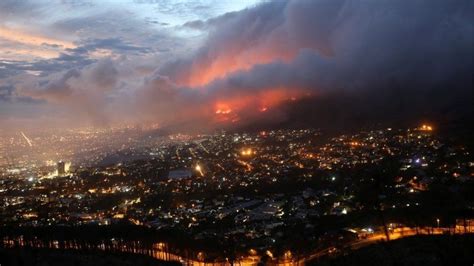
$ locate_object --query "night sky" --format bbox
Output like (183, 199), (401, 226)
(0, 0), (472, 132)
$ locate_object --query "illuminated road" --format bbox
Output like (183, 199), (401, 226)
(285, 227), (458, 266)
(1, 227), (467, 266)
(20, 131), (33, 147)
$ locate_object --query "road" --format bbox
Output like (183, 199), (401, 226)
(281, 227), (454, 266)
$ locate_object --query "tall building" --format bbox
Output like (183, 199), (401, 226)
(57, 161), (66, 176)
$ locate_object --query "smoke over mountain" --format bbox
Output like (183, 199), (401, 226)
(2, 0), (473, 132)
(139, 0), (473, 131)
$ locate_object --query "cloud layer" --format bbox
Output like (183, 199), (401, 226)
(1, 0), (473, 132)
(140, 0), (473, 130)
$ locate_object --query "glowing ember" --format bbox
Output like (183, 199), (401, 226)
(215, 109), (232, 115)
(420, 124), (433, 131)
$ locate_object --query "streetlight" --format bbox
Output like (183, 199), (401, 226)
(436, 218), (440, 228)
(195, 164), (204, 176)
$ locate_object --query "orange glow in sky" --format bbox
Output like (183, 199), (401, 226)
(0, 26), (76, 60)
(177, 46), (297, 87)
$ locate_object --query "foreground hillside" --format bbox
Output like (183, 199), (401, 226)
(310, 234), (474, 266)
(0, 248), (180, 266)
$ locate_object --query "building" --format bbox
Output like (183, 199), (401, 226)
(168, 169), (192, 180)
(455, 219), (474, 233)
(57, 161), (66, 176)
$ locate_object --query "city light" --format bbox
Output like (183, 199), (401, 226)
(0, 124), (471, 265)
(266, 250), (274, 258)
(241, 148), (254, 156)
(195, 164), (204, 176)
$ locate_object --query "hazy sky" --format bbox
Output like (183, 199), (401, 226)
(0, 0), (263, 127)
(1, 0), (472, 131)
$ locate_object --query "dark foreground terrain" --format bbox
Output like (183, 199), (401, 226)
(0, 248), (180, 266)
(310, 234), (474, 266)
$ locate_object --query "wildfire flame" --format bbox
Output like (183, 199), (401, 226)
(215, 109), (232, 114)
(420, 124), (433, 131)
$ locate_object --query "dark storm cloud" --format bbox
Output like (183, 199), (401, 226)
(50, 10), (178, 57)
(167, 0), (473, 88)
(182, 11), (240, 30)
(0, 61), (26, 78)
(1, 37), (151, 81)
(75, 38), (152, 54)
(0, 53), (95, 78)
